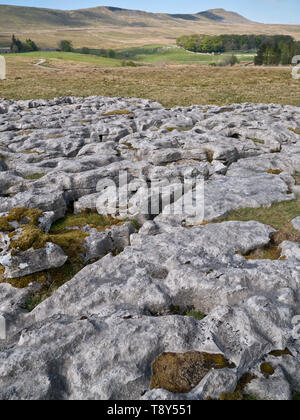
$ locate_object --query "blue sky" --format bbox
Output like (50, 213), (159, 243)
(1, 0), (300, 24)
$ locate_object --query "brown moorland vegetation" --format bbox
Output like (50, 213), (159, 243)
(1, 56), (300, 108)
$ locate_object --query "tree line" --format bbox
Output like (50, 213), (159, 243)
(59, 40), (117, 58)
(176, 34), (297, 54)
(255, 37), (300, 65)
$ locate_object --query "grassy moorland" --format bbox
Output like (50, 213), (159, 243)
(1, 53), (299, 108)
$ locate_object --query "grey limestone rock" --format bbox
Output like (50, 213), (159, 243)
(1, 96), (300, 400)
(0, 243), (68, 279)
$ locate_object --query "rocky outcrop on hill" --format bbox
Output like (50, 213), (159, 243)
(0, 96), (300, 400)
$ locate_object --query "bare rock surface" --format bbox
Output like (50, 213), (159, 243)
(0, 96), (300, 400)
(292, 217), (300, 231)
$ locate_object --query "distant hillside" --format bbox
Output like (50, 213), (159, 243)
(0, 4), (299, 48)
(0, 5), (255, 30)
(197, 9), (252, 24)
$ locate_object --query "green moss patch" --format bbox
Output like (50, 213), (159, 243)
(185, 311), (207, 321)
(168, 305), (206, 320)
(205, 148), (214, 163)
(288, 128), (300, 135)
(120, 142), (137, 152)
(293, 391), (300, 401)
(9, 225), (48, 255)
(164, 126), (190, 132)
(237, 245), (285, 261)
(267, 169), (282, 175)
(252, 138), (265, 145)
(0, 208), (129, 310)
(269, 348), (293, 357)
(219, 197), (300, 232)
(0, 207), (43, 233)
(217, 372), (258, 401)
(23, 173), (45, 180)
(260, 362), (275, 377)
(102, 110), (133, 116)
(50, 211), (123, 234)
(0, 219), (14, 232)
(150, 351), (235, 394)
(22, 262), (82, 311)
(49, 230), (89, 260)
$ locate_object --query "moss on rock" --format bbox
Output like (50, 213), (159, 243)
(260, 362), (275, 377)
(50, 211), (123, 233)
(288, 128), (300, 135)
(102, 109), (133, 116)
(164, 126), (190, 132)
(0, 218), (14, 233)
(9, 225), (48, 255)
(150, 351), (235, 394)
(269, 348), (292, 357)
(218, 372), (258, 400)
(0, 207), (43, 233)
(0, 208), (127, 310)
(49, 230), (89, 261)
(267, 169), (282, 175)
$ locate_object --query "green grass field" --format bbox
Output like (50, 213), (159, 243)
(116, 46), (255, 64)
(7, 51), (122, 67)
(6, 47), (255, 67)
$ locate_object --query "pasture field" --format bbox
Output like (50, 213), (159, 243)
(7, 47), (255, 66)
(115, 46), (255, 64)
(6, 51), (122, 67)
(0, 53), (299, 108)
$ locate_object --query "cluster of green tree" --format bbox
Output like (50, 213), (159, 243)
(176, 34), (295, 54)
(10, 35), (39, 53)
(255, 38), (300, 65)
(78, 48), (117, 59)
(60, 41), (118, 59)
(58, 40), (73, 52)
